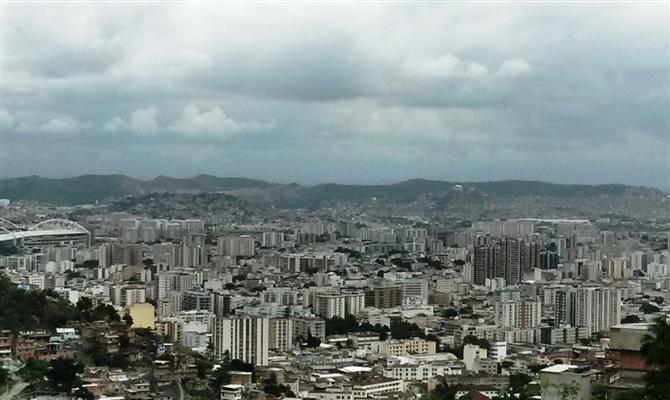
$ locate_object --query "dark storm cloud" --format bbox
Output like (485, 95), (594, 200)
(0, 3), (668, 188)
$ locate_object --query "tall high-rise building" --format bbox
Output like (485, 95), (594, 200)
(262, 232), (285, 248)
(182, 290), (213, 312)
(213, 317), (269, 365)
(181, 219), (205, 235)
(365, 285), (403, 309)
(217, 235), (255, 258)
(315, 292), (365, 318)
(474, 245), (495, 285)
(540, 251), (559, 269)
(556, 286), (621, 334)
(292, 317), (326, 341)
(399, 277), (428, 305)
(474, 239), (538, 285)
(630, 251), (648, 271)
(98, 243), (111, 269)
(125, 286), (147, 307)
(268, 318), (293, 351)
(213, 292), (232, 318)
(495, 299), (542, 328)
(156, 271), (198, 300)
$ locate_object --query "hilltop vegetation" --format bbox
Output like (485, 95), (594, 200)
(0, 175), (664, 208)
(0, 275), (121, 333)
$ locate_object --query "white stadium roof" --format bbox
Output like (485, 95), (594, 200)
(0, 229), (90, 242)
(0, 218), (90, 242)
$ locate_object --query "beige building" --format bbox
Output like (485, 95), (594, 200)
(351, 377), (403, 399)
(129, 303), (155, 330)
(378, 338), (436, 357)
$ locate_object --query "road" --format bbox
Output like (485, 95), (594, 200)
(0, 381), (29, 400)
(177, 377), (189, 400)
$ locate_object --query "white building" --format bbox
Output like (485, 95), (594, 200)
(213, 317), (270, 365)
(218, 235), (255, 258)
(268, 318), (293, 352)
(495, 299), (542, 328)
(462, 344), (487, 371)
(557, 286), (621, 334)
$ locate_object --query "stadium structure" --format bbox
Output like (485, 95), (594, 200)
(0, 218), (91, 250)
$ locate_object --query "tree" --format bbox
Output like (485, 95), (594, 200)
(527, 363), (549, 373)
(123, 313), (134, 326)
(73, 387), (95, 400)
(304, 330), (321, 348)
(261, 372), (295, 397)
(18, 358), (49, 382)
(640, 317), (670, 400)
(453, 259), (466, 267)
(77, 296), (93, 312)
(621, 315), (642, 324)
(539, 381), (578, 400)
(458, 305), (473, 315)
(640, 303), (660, 314)
(82, 304), (121, 323)
(210, 365), (231, 394)
(0, 242), (19, 256)
(83, 337), (111, 366)
(501, 361), (514, 369)
(427, 376), (457, 400)
(65, 270), (84, 280)
(441, 308), (459, 319)
(0, 367), (8, 385)
(463, 335), (490, 350)
(390, 320), (425, 340)
(509, 373), (532, 393)
(0, 275), (79, 332)
(46, 357), (84, 393)
(80, 260), (99, 269)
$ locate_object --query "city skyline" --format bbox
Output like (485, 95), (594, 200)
(1, 3), (668, 188)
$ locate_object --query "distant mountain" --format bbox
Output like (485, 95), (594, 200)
(0, 174), (276, 205)
(0, 174), (665, 207)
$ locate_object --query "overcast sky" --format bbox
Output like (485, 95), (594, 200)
(1, 3), (668, 188)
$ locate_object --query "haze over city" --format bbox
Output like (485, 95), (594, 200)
(1, 3), (668, 188)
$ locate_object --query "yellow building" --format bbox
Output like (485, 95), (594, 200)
(129, 303), (155, 330)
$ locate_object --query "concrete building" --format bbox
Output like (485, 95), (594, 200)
(463, 344), (487, 371)
(351, 377), (403, 399)
(315, 292), (365, 319)
(378, 338), (436, 357)
(293, 316), (326, 341)
(268, 318), (293, 352)
(218, 235), (255, 258)
(129, 303), (155, 330)
(495, 299), (542, 329)
(540, 364), (597, 400)
(365, 285), (403, 309)
(182, 290), (213, 312)
(556, 286), (621, 334)
(213, 317), (269, 365)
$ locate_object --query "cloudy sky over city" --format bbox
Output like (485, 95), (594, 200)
(1, 3), (668, 188)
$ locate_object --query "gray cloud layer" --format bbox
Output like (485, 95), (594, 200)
(1, 3), (668, 188)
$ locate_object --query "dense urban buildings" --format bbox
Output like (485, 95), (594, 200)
(0, 191), (668, 400)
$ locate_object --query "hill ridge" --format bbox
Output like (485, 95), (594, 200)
(0, 174), (664, 206)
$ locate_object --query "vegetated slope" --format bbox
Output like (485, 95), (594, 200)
(0, 175), (663, 208)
